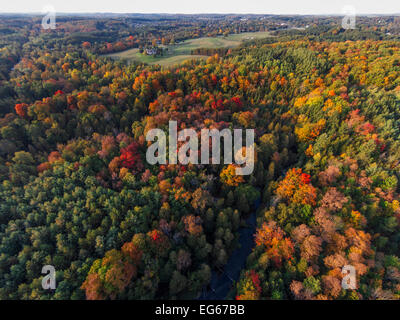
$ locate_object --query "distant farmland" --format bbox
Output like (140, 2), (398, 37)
(102, 31), (271, 67)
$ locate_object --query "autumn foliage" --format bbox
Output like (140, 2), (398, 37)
(254, 221), (294, 267)
(3, 18), (400, 301)
(119, 142), (143, 172)
(81, 240), (142, 300)
(236, 270), (262, 300)
(15, 103), (28, 118)
(276, 168), (317, 206)
(220, 164), (244, 187)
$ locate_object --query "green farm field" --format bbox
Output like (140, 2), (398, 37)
(103, 31), (271, 67)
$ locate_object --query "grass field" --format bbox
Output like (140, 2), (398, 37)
(103, 31), (271, 67)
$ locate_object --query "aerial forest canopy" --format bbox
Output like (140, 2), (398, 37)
(0, 14), (400, 300)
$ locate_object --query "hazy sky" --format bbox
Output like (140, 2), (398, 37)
(1, 0), (400, 15)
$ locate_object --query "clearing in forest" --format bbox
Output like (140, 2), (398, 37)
(103, 31), (271, 67)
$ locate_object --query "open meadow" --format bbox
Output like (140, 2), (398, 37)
(103, 31), (271, 67)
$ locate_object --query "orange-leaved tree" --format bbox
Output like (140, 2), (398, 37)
(254, 221), (294, 267)
(276, 168), (317, 206)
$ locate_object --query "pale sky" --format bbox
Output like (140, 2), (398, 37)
(1, 0), (400, 15)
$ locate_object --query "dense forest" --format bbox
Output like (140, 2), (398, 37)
(1, 14), (400, 300)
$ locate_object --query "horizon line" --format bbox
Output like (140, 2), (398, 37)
(1, 12), (400, 16)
